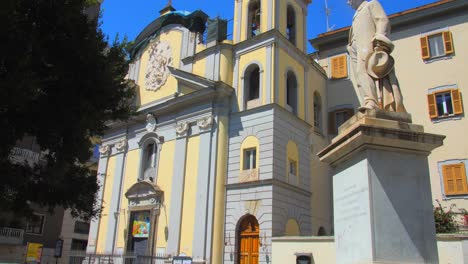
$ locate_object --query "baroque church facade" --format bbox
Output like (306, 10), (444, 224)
(86, 0), (333, 263)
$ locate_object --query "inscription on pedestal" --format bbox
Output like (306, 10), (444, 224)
(333, 159), (373, 263)
(335, 184), (368, 224)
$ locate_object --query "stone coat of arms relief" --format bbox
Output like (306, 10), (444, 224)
(144, 40), (173, 91)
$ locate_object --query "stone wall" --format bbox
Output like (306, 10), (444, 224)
(272, 235), (468, 264)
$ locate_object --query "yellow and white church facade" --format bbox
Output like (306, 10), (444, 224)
(86, 1), (332, 263)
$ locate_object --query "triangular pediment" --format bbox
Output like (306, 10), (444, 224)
(168, 66), (215, 91)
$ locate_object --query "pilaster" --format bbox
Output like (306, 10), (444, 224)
(105, 139), (128, 254)
(167, 121), (190, 256)
(86, 145), (111, 254)
(192, 116), (215, 263)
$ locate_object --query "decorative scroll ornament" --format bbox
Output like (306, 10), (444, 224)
(146, 113), (157, 132)
(197, 116), (214, 131)
(115, 139), (128, 152)
(144, 41), (173, 91)
(175, 122), (189, 136)
(99, 145), (110, 156)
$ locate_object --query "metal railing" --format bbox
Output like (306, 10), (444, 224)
(0, 227), (24, 245)
(69, 252), (169, 264)
(9, 147), (41, 165)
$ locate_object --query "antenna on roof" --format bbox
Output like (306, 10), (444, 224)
(325, 0), (335, 32)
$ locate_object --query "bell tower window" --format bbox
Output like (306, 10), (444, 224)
(248, 0), (261, 38)
(286, 71), (298, 114)
(244, 64), (261, 109)
(286, 6), (296, 45)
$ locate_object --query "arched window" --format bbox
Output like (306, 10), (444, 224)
(248, 0), (261, 38)
(244, 64), (261, 109)
(313, 92), (322, 130)
(286, 6), (296, 45)
(139, 137), (160, 182)
(286, 71), (298, 114)
(239, 136), (260, 182)
(296, 255), (312, 264)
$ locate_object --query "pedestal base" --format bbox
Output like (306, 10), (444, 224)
(318, 110), (444, 264)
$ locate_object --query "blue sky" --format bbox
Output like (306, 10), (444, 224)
(100, 0), (439, 52)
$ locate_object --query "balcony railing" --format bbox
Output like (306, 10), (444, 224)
(9, 147), (41, 165)
(0, 227), (24, 245)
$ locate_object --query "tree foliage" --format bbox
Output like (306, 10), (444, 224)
(0, 0), (135, 219)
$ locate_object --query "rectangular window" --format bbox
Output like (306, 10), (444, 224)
(420, 31), (454, 60)
(331, 55), (348, 79)
(335, 110), (352, 130)
(443, 163), (468, 196)
(243, 148), (257, 170)
(74, 221), (90, 234)
(70, 239), (88, 251)
(25, 214), (45, 235)
(427, 89), (463, 119)
(328, 108), (354, 134)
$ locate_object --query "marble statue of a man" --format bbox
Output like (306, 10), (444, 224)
(347, 0), (406, 112)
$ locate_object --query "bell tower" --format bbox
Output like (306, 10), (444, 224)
(233, 0), (311, 52)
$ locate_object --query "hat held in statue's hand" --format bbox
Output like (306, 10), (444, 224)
(366, 51), (394, 79)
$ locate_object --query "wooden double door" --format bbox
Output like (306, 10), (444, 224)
(238, 215), (259, 264)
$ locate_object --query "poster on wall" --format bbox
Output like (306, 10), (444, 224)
(26, 242), (43, 263)
(132, 211), (150, 238)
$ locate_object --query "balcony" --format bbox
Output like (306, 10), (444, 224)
(0, 227), (24, 245)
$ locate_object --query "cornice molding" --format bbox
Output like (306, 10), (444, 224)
(226, 178), (312, 197)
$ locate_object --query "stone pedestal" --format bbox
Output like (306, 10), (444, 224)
(318, 110), (445, 264)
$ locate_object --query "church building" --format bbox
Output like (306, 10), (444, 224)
(86, 0), (332, 263)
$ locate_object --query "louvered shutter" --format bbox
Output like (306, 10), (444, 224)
(337, 55), (348, 79)
(427, 93), (438, 119)
(420, 36), (430, 60)
(331, 55), (347, 79)
(331, 57), (339, 79)
(443, 165), (455, 195)
(443, 31), (454, 55)
(453, 163), (468, 195)
(443, 163), (468, 196)
(451, 89), (463, 115)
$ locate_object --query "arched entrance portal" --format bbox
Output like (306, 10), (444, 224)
(237, 215), (259, 264)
